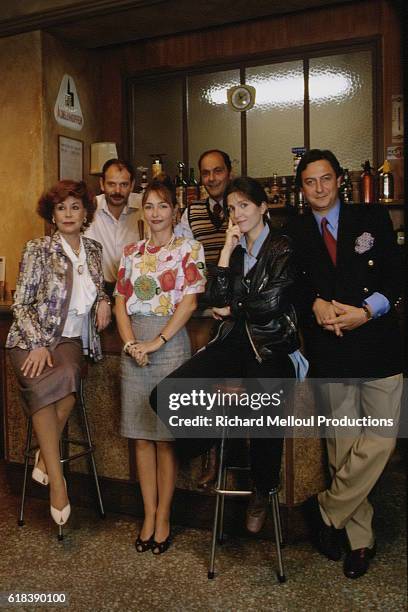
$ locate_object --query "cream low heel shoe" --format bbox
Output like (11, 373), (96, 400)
(32, 449), (49, 486)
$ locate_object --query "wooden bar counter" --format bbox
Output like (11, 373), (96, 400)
(1, 302), (327, 539)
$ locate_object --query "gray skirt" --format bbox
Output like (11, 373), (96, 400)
(120, 314), (191, 441)
(9, 337), (82, 417)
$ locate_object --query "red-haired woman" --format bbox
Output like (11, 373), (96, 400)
(7, 180), (111, 530)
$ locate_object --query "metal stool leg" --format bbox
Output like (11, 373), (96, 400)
(269, 488), (286, 583)
(18, 418), (33, 527)
(208, 436), (226, 579)
(78, 379), (105, 518)
(217, 464), (228, 544)
(273, 490), (284, 547)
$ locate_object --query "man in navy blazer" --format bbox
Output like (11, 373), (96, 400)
(288, 149), (403, 579)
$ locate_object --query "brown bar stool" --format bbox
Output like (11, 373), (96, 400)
(208, 432), (286, 583)
(18, 368), (105, 540)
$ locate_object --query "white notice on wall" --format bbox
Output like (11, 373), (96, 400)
(392, 95), (403, 143)
(59, 136), (83, 181)
(54, 74), (84, 131)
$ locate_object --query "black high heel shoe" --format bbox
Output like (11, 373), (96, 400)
(152, 532), (171, 555)
(135, 533), (154, 553)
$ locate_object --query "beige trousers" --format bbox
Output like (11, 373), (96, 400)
(317, 374), (402, 550)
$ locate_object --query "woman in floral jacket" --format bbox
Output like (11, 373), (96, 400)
(115, 178), (206, 554)
(7, 180), (111, 531)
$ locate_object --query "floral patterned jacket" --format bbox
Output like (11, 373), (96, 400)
(6, 232), (107, 360)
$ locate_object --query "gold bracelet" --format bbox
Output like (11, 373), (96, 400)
(123, 340), (137, 354)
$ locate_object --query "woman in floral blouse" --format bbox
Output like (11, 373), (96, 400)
(115, 178), (206, 554)
(7, 180), (111, 533)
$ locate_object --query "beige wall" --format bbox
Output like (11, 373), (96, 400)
(0, 31), (44, 290)
(41, 32), (102, 195)
(0, 31), (102, 290)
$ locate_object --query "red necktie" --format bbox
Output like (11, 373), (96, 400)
(321, 217), (337, 265)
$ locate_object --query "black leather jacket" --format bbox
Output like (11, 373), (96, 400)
(208, 228), (299, 362)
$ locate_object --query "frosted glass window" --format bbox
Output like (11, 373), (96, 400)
(246, 61), (304, 177)
(188, 69), (241, 176)
(131, 76), (183, 177)
(309, 51), (373, 170)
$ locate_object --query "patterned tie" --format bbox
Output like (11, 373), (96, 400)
(212, 202), (223, 224)
(321, 217), (337, 265)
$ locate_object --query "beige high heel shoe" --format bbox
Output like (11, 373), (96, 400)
(50, 479), (71, 528)
(32, 449), (49, 486)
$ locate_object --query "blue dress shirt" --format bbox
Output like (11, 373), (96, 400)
(312, 201), (390, 318)
(238, 225), (309, 380)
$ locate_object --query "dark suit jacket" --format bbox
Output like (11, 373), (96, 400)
(287, 204), (403, 378)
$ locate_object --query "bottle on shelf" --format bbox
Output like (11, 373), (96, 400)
(378, 159), (394, 203)
(341, 168), (353, 204)
(175, 161), (187, 213)
(269, 173), (280, 205)
(396, 225), (405, 247)
(296, 188), (305, 213)
(137, 166), (148, 193)
(280, 176), (290, 207)
(288, 177), (297, 208)
(150, 154), (166, 178)
(186, 167), (199, 205)
(360, 160), (375, 204)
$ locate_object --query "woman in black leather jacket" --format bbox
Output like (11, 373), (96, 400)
(151, 177), (306, 533)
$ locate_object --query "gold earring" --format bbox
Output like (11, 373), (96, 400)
(52, 217), (56, 224)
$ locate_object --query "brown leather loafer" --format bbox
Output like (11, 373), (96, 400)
(246, 490), (268, 534)
(343, 543), (376, 579)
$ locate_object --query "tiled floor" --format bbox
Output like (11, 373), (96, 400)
(0, 455), (406, 612)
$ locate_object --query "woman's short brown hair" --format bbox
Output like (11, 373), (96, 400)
(37, 180), (96, 229)
(142, 176), (177, 208)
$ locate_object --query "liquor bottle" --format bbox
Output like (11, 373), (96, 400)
(175, 161), (187, 212)
(150, 154), (165, 178)
(341, 168), (353, 204)
(199, 183), (207, 201)
(269, 173), (280, 205)
(396, 225), (405, 247)
(297, 188), (305, 212)
(360, 160), (375, 204)
(288, 177), (297, 208)
(378, 160), (394, 203)
(280, 176), (290, 207)
(186, 167), (199, 205)
(137, 166), (148, 193)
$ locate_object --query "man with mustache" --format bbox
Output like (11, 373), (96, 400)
(85, 158), (142, 296)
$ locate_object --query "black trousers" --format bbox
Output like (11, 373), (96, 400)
(151, 322), (295, 493)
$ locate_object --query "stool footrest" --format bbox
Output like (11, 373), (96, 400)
(214, 489), (252, 496)
(62, 437), (93, 448)
(60, 449), (93, 463)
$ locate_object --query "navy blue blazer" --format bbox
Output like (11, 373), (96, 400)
(287, 204), (403, 378)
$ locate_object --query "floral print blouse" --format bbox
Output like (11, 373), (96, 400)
(115, 236), (206, 316)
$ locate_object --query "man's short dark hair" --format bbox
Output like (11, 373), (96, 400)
(198, 149), (232, 173)
(101, 158), (135, 182)
(295, 149), (343, 188)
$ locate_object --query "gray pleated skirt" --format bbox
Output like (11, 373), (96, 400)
(9, 337), (82, 417)
(120, 314), (191, 441)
